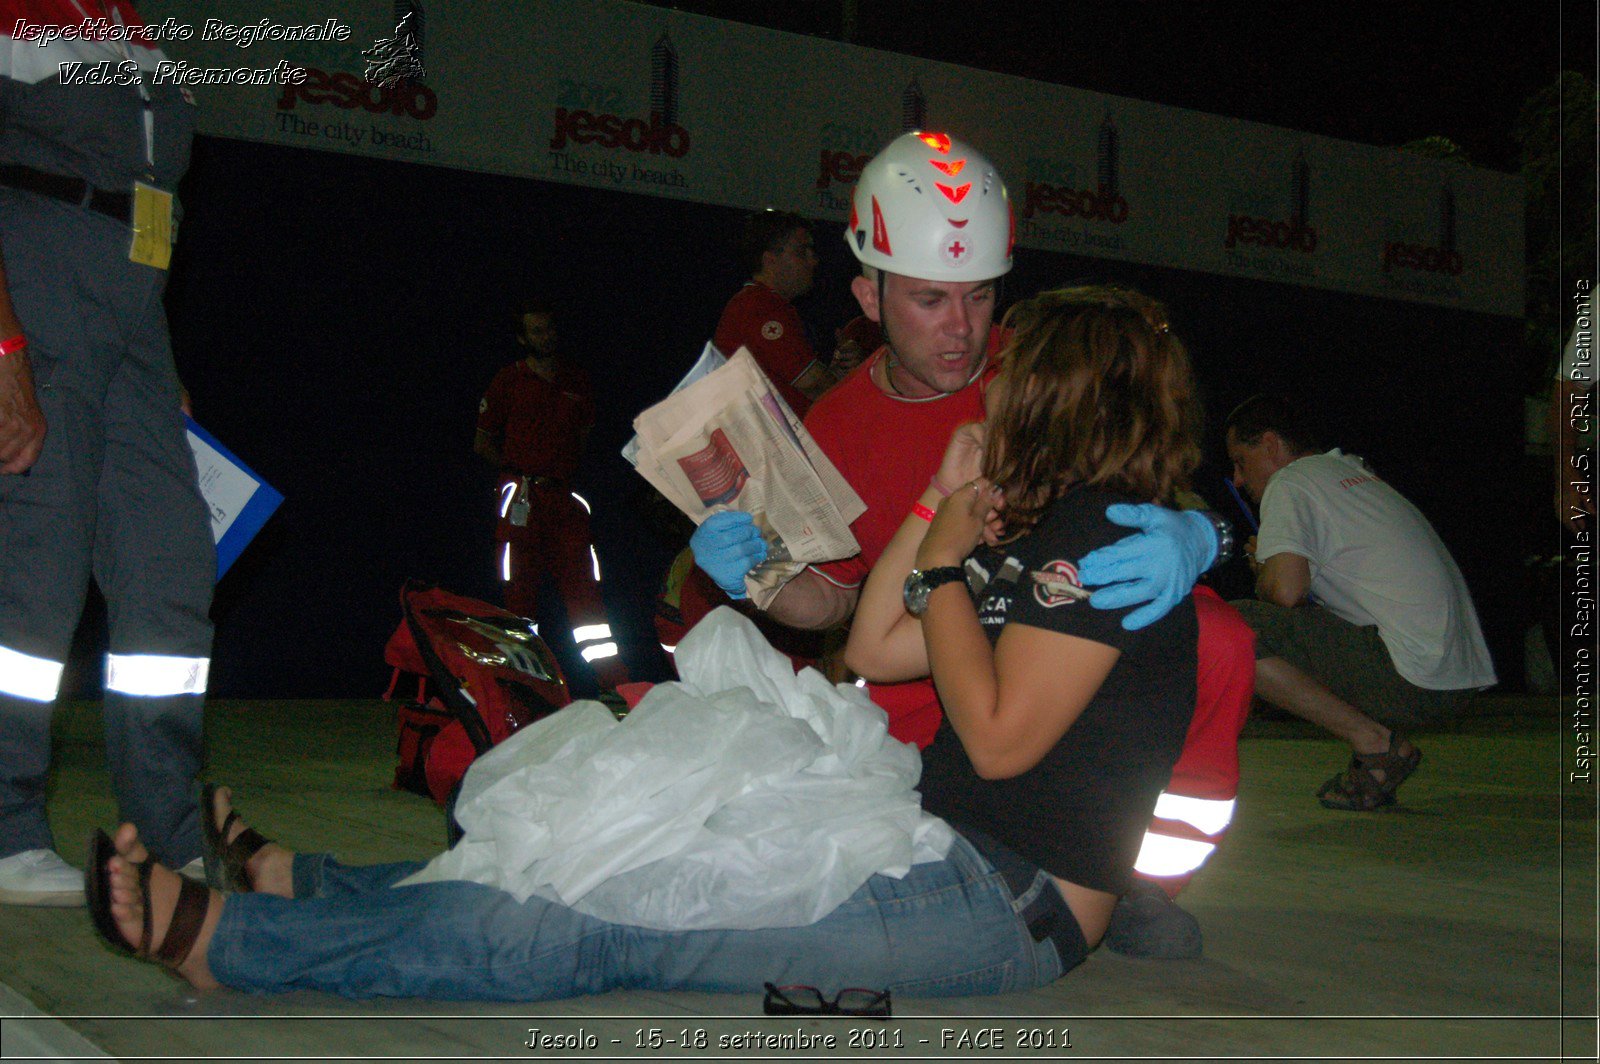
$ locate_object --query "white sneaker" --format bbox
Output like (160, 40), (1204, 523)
(0, 849), (86, 907)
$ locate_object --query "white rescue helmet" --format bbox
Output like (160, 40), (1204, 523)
(845, 131), (1014, 282)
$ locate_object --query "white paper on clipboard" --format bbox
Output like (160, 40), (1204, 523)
(187, 428), (258, 540)
(183, 416), (284, 579)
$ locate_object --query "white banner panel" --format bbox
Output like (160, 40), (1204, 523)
(135, 0), (1524, 316)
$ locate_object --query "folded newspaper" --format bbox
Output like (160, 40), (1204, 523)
(620, 341), (726, 468)
(631, 347), (864, 607)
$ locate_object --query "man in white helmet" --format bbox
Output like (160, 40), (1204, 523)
(691, 132), (1253, 957)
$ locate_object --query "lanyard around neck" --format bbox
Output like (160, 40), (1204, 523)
(68, 0), (155, 172)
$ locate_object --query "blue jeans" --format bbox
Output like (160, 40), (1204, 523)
(206, 834), (1071, 1001)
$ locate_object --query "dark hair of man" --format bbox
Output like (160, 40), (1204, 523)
(513, 295), (558, 324)
(739, 209), (810, 279)
(1224, 394), (1320, 455)
(982, 285), (1202, 537)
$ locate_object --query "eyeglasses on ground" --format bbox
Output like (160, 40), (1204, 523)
(762, 982), (892, 1018)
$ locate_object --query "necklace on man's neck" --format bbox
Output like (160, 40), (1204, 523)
(879, 351), (989, 403)
(883, 354), (911, 397)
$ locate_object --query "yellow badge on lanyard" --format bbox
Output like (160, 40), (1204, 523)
(129, 182), (174, 270)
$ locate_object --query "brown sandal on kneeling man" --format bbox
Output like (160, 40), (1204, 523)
(1316, 733), (1422, 811)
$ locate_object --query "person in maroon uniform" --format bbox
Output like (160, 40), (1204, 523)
(713, 210), (835, 416)
(655, 211), (845, 670)
(475, 298), (627, 690)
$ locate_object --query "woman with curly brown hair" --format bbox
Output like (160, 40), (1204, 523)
(84, 284), (1202, 1004)
(846, 284), (1203, 951)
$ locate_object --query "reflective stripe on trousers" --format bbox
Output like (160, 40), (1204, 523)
(105, 654), (210, 697)
(0, 645), (65, 702)
(572, 623), (618, 663)
(1132, 792), (1237, 879)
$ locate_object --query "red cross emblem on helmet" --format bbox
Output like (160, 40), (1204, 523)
(939, 234), (971, 267)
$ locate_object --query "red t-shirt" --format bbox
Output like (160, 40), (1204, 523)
(477, 359), (594, 481)
(802, 333), (1004, 748)
(714, 281), (819, 416)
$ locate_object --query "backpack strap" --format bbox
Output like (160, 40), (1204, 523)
(400, 580), (495, 755)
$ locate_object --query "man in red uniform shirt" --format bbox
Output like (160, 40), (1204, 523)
(714, 210), (836, 417)
(476, 298), (627, 690)
(691, 133), (1254, 958)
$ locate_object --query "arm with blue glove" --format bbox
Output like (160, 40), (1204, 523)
(1076, 504), (1232, 630)
(689, 510), (860, 627)
(688, 510), (768, 601)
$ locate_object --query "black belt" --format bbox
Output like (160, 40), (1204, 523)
(958, 826), (1089, 970)
(0, 164), (132, 224)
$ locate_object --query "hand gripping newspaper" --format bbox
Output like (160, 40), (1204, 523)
(629, 347), (864, 607)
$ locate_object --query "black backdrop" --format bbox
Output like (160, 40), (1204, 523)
(60, 136), (1533, 698)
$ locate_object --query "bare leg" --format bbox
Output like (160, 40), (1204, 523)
(207, 786), (295, 898)
(1254, 656), (1417, 780)
(106, 823), (222, 990)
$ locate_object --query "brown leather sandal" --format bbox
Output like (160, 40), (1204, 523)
(199, 782), (271, 893)
(1316, 733), (1423, 811)
(86, 829), (209, 967)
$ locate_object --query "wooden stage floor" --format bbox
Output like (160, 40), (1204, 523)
(0, 695), (1593, 1062)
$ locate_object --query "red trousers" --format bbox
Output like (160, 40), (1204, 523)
(497, 478), (628, 690)
(1134, 587), (1255, 895)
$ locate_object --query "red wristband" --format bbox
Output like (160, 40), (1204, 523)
(0, 334), (26, 358)
(911, 501), (937, 522)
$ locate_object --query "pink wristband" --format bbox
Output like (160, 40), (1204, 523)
(929, 477), (954, 497)
(911, 501), (937, 522)
(0, 334), (25, 358)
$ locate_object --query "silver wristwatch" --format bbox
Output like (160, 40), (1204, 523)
(903, 566), (966, 617)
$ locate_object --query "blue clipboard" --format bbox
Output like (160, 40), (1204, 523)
(184, 416), (284, 580)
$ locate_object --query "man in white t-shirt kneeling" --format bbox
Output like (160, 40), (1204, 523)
(1224, 395), (1497, 812)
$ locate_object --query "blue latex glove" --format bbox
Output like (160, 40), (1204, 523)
(1076, 504), (1218, 630)
(689, 510), (768, 600)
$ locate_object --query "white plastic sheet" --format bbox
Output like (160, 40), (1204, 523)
(399, 607), (953, 930)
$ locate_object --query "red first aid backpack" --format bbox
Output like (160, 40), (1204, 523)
(383, 581), (571, 805)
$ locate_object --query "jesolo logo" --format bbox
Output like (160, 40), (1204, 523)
(1381, 184), (1464, 276)
(276, 65), (437, 119)
(1020, 112), (1130, 225)
(1224, 147), (1318, 253)
(547, 30), (691, 158)
(815, 134), (877, 190)
(275, 4), (436, 120)
(816, 149), (868, 190)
